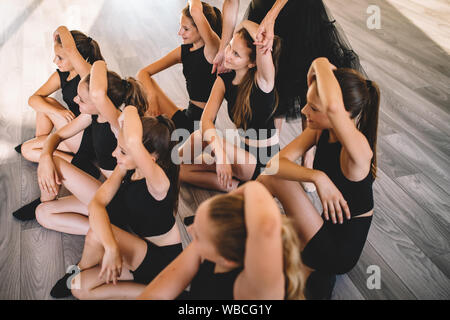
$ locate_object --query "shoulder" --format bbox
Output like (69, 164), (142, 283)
(218, 71), (235, 85)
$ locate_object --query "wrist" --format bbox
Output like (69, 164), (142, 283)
(312, 169), (326, 184)
(105, 242), (119, 253)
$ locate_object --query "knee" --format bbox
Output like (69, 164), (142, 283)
(21, 140), (35, 161)
(257, 174), (276, 191)
(71, 280), (92, 300)
(35, 203), (52, 228)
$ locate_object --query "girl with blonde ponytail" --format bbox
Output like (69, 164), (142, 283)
(139, 181), (309, 300)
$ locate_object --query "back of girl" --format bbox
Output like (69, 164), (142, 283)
(137, 0), (222, 134)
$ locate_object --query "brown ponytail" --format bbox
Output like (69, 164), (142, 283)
(182, 2), (223, 36)
(208, 194), (306, 300)
(56, 30), (104, 63)
(233, 28), (281, 130)
(141, 116), (180, 214)
(333, 69), (380, 179)
(84, 72), (148, 116)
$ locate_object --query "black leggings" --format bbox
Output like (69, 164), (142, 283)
(243, 142), (280, 181)
(171, 102), (203, 134)
(301, 215), (372, 275)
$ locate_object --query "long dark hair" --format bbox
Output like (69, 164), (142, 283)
(56, 30), (104, 63)
(84, 72), (148, 116)
(141, 116), (180, 214)
(232, 28), (281, 130)
(333, 68), (380, 179)
(182, 2), (222, 36)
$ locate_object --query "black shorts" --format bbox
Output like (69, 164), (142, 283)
(243, 142), (280, 181)
(131, 240), (183, 285)
(171, 102), (204, 134)
(301, 215), (372, 275)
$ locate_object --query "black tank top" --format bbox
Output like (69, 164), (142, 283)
(91, 115), (117, 170)
(106, 170), (176, 238)
(57, 69), (81, 116)
(181, 44), (216, 102)
(189, 260), (242, 300)
(219, 71), (276, 139)
(313, 130), (374, 217)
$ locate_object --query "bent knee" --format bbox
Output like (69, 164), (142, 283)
(35, 203), (54, 228)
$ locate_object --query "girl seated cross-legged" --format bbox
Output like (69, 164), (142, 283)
(52, 106), (182, 299)
(178, 20), (281, 192)
(258, 57), (380, 299)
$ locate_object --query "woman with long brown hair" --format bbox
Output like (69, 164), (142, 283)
(139, 181), (308, 300)
(258, 57), (380, 299)
(178, 20), (281, 191)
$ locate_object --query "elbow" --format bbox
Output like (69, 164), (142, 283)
(189, 3), (203, 20)
(136, 68), (149, 81)
(28, 95), (37, 108)
(89, 89), (107, 104)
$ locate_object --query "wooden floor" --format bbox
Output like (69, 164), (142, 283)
(0, 0), (449, 300)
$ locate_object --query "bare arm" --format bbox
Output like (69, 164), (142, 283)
(54, 26), (92, 78)
(188, 0), (221, 63)
(233, 181), (284, 300)
(239, 20), (275, 92)
(138, 243), (202, 300)
(309, 58), (373, 176)
(212, 0), (239, 74)
(88, 60), (121, 133)
(121, 106), (170, 201)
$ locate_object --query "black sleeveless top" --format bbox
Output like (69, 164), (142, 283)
(91, 115), (117, 170)
(219, 71), (276, 139)
(106, 170), (176, 238)
(57, 69), (81, 116)
(188, 260), (242, 300)
(313, 130), (374, 217)
(181, 44), (216, 102)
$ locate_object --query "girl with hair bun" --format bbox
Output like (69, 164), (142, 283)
(12, 61), (148, 234)
(51, 106), (182, 299)
(18, 26), (104, 158)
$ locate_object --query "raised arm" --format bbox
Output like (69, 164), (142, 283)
(232, 181), (284, 299)
(254, 0), (288, 53)
(88, 165), (128, 284)
(88, 60), (121, 133)
(212, 0), (239, 74)
(54, 26), (92, 78)
(188, 0), (221, 62)
(121, 106), (170, 201)
(239, 20), (275, 93)
(309, 58), (373, 173)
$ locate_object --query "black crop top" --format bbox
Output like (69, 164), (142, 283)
(57, 69), (81, 116)
(106, 170), (176, 238)
(219, 71), (276, 140)
(181, 44), (216, 102)
(313, 130), (374, 217)
(91, 115), (117, 170)
(188, 260), (242, 300)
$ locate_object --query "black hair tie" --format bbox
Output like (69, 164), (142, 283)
(366, 79), (372, 88)
(87, 37), (93, 43)
(122, 79), (130, 90)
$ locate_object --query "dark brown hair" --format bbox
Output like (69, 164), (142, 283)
(333, 68), (380, 179)
(84, 72), (148, 116)
(208, 194), (306, 300)
(141, 116), (180, 214)
(56, 30), (104, 63)
(232, 28), (281, 130)
(182, 2), (222, 36)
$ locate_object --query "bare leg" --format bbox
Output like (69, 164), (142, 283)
(179, 131), (256, 191)
(36, 157), (103, 233)
(72, 226), (149, 299)
(142, 77), (180, 118)
(257, 174), (323, 249)
(35, 195), (90, 235)
(35, 111), (54, 137)
(22, 135), (74, 163)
